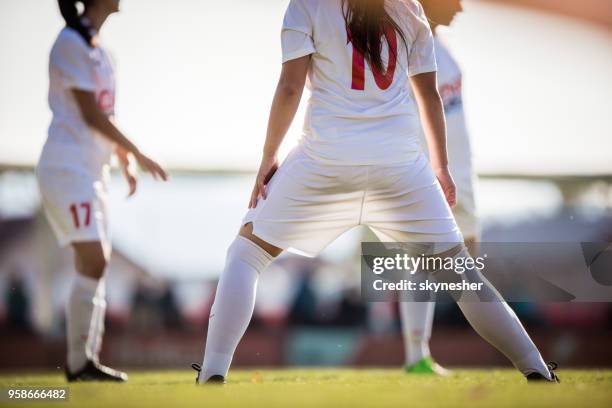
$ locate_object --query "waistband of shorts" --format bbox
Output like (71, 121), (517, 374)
(38, 142), (111, 176)
(296, 140), (423, 167)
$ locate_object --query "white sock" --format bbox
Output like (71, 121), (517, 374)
(87, 279), (106, 363)
(200, 236), (274, 382)
(399, 301), (434, 366)
(457, 300), (551, 378)
(66, 274), (100, 372)
(434, 248), (552, 379)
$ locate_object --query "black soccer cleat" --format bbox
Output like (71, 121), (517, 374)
(65, 360), (128, 383)
(206, 375), (227, 384)
(526, 362), (560, 383)
(192, 363), (226, 385)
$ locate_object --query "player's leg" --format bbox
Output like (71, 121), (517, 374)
(370, 227), (445, 374)
(65, 241), (127, 382)
(401, 240), (476, 376)
(198, 149), (364, 383)
(67, 241), (107, 372)
(199, 223), (281, 383)
(365, 158), (556, 381)
(398, 236), (477, 375)
(37, 167), (126, 381)
(89, 275), (107, 363)
(400, 199), (479, 374)
(430, 244), (556, 380)
(398, 301), (441, 371)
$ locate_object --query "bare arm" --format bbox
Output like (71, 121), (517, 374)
(410, 72), (448, 170)
(72, 90), (168, 182)
(409, 72), (456, 207)
(249, 55), (311, 208)
(73, 90), (139, 154)
(115, 145), (137, 197)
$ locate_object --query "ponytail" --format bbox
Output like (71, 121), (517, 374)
(342, 0), (408, 73)
(58, 0), (94, 47)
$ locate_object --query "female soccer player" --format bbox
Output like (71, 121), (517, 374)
(401, 0), (480, 376)
(37, 0), (167, 382)
(196, 0), (557, 384)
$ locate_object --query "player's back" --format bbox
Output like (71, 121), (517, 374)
(282, 0), (437, 165)
(41, 28), (115, 175)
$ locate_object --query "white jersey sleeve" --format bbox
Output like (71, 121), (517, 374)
(50, 30), (97, 92)
(406, 1), (437, 77)
(281, 0), (317, 63)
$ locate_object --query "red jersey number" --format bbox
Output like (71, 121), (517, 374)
(350, 25), (398, 91)
(70, 202), (92, 229)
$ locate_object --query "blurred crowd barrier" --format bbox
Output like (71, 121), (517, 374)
(1, 169), (611, 370)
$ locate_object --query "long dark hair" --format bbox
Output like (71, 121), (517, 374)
(342, 0), (408, 72)
(58, 0), (95, 47)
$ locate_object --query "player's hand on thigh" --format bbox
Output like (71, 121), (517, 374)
(72, 241), (108, 279)
(249, 155), (279, 209)
(435, 167), (457, 208)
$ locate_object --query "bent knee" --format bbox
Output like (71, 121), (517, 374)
(239, 223), (283, 257)
(73, 243), (108, 279)
(82, 259), (107, 279)
(78, 256), (107, 279)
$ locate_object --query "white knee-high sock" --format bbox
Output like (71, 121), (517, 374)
(399, 301), (435, 366)
(457, 299), (550, 378)
(200, 236), (274, 382)
(434, 248), (551, 379)
(66, 274), (100, 372)
(87, 279), (106, 363)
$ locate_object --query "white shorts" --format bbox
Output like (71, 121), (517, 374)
(36, 165), (111, 254)
(244, 147), (463, 257)
(453, 189), (480, 241)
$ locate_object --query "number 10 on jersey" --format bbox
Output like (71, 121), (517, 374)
(349, 25), (398, 91)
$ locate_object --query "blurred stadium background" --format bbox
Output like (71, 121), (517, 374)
(0, 0), (611, 371)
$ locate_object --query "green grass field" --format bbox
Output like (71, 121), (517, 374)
(1, 369), (611, 408)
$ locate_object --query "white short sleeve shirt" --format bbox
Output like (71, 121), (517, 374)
(280, 0), (437, 165)
(40, 28), (116, 175)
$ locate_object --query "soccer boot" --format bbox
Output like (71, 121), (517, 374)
(526, 362), (560, 383)
(192, 363), (226, 385)
(404, 356), (451, 376)
(66, 360), (128, 382)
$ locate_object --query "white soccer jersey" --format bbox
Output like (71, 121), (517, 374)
(281, 0), (437, 165)
(39, 27), (116, 176)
